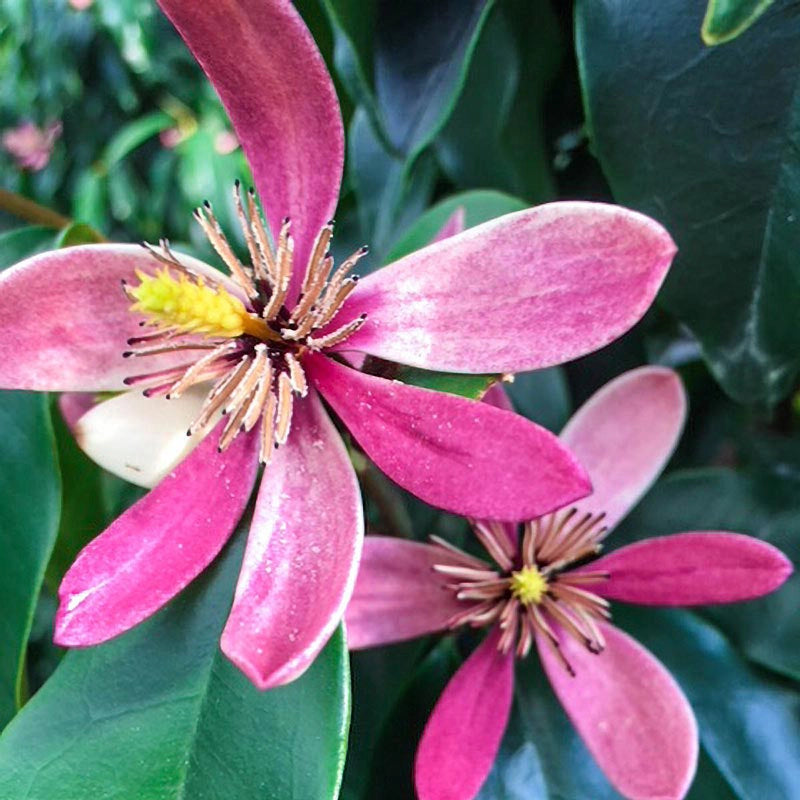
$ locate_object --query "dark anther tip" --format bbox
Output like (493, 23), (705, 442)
(122, 351), (132, 358)
(351, 275), (360, 282)
(282, 215), (291, 225)
(326, 218), (335, 227)
(221, 409), (228, 416)
(234, 178), (240, 187)
(186, 429), (192, 437)
(122, 377), (133, 385)
(203, 199), (211, 209)
(359, 313), (368, 320)
(138, 321), (146, 327)
(359, 245), (369, 254)
(274, 442), (280, 449)
(217, 446), (223, 454)
(248, 186), (255, 195)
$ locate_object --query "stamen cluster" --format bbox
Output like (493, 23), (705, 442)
(431, 509), (611, 673)
(122, 183), (368, 464)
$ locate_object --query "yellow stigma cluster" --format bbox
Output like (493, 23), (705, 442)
(509, 565), (548, 605)
(128, 268), (249, 338)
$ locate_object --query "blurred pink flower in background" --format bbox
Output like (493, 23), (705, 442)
(2, 121), (62, 171)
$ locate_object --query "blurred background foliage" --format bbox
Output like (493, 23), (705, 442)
(1, 0), (800, 798)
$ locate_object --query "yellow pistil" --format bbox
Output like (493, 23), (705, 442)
(509, 565), (548, 606)
(128, 267), (272, 340)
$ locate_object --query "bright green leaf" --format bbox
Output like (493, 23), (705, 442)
(702, 0), (775, 45)
(100, 111), (172, 171)
(0, 535), (350, 800)
(396, 367), (496, 400)
(54, 222), (104, 247)
(576, 0), (800, 404)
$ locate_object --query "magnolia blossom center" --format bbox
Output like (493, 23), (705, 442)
(509, 565), (548, 605)
(121, 183), (368, 464)
(432, 509), (611, 673)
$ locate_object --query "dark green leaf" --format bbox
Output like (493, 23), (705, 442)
(0, 534), (350, 800)
(44, 402), (108, 590)
(576, 0), (800, 404)
(702, 0), (775, 45)
(374, 0), (494, 158)
(505, 369), (571, 432)
(0, 227), (57, 269)
(347, 106), (437, 262)
(0, 392), (60, 728)
(436, 2), (561, 202)
(620, 607), (800, 799)
(385, 189), (527, 263)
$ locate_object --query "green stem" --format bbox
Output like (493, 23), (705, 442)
(0, 188), (71, 230)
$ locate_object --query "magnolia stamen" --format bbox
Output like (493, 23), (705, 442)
(259, 389), (278, 465)
(307, 313), (367, 348)
(285, 353), (308, 396)
(194, 203), (258, 299)
(123, 187), (368, 461)
(274, 371), (294, 445)
(433, 506), (611, 670)
(472, 520), (515, 572)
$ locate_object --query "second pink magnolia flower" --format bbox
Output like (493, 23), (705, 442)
(346, 368), (793, 800)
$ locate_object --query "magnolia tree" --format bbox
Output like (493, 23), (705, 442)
(0, 1), (798, 800)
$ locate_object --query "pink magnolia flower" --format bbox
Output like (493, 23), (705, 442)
(2, 120), (62, 171)
(0, 1), (674, 690)
(346, 367), (793, 800)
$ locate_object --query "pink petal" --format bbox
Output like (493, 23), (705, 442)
(481, 381), (514, 411)
(54, 422), (259, 646)
(560, 366), (686, 532)
(58, 392), (97, 432)
(220, 391), (363, 690)
(157, 0), (344, 298)
(590, 532), (793, 606)
(0, 244), (233, 391)
(345, 536), (466, 649)
(431, 206), (466, 242)
(307, 354), (591, 521)
(537, 622), (697, 800)
(335, 202), (675, 372)
(415, 631), (514, 800)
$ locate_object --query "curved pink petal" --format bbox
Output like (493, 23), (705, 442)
(307, 354), (591, 521)
(157, 0), (344, 298)
(0, 244), (231, 391)
(589, 532), (793, 606)
(537, 622), (697, 800)
(54, 422), (259, 646)
(335, 202), (675, 372)
(431, 206), (466, 243)
(58, 392), (97, 432)
(560, 366), (686, 532)
(220, 391), (363, 690)
(415, 631), (514, 800)
(481, 381), (514, 411)
(345, 536), (467, 649)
